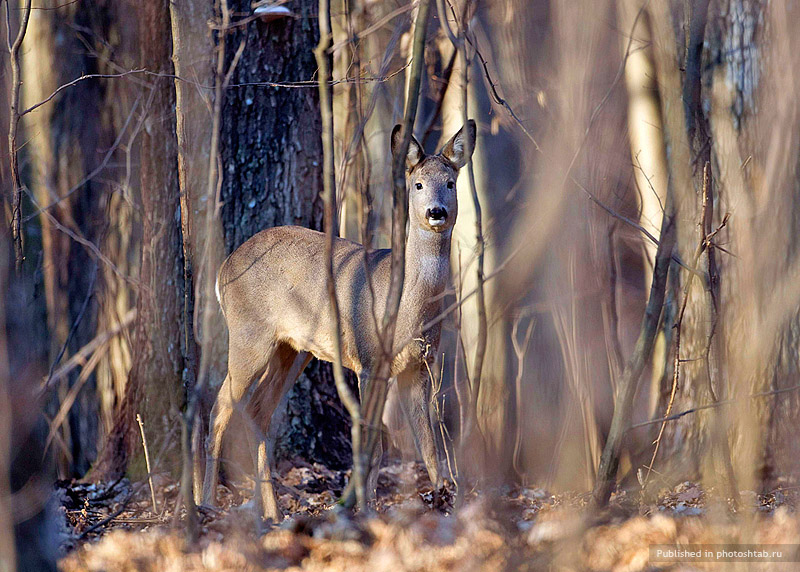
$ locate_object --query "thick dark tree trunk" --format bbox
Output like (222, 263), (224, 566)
(93, 0), (184, 479)
(219, 0), (354, 469)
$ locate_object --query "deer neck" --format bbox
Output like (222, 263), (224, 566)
(403, 225), (452, 303)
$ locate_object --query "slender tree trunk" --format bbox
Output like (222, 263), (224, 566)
(92, 0), (184, 479)
(168, 0), (222, 502)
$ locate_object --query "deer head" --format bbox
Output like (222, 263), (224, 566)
(391, 120), (477, 235)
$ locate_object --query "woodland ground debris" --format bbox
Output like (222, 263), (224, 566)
(58, 460), (800, 571)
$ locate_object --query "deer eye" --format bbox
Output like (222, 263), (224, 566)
(415, 182), (423, 190)
(447, 181), (455, 189)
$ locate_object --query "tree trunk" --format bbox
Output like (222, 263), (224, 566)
(93, 0), (140, 460)
(650, 0), (800, 492)
(92, 0), (184, 479)
(218, 0), (354, 469)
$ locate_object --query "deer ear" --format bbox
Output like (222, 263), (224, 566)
(440, 120), (476, 169)
(391, 124), (424, 170)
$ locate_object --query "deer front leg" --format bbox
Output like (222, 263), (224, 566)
(397, 365), (441, 488)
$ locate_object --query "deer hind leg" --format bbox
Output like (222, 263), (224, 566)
(203, 337), (277, 507)
(397, 366), (441, 488)
(249, 343), (310, 523)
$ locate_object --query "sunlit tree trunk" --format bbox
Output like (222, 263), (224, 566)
(616, 0), (671, 420)
(424, 1), (511, 481)
(168, 0), (221, 498)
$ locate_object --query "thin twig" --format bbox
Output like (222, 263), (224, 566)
(573, 177), (702, 279)
(77, 486), (141, 540)
(136, 414), (158, 514)
(45, 265), (97, 383)
(20, 70), (148, 116)
(429, 356), (458, 488)
(23, 95), (142, 223)
(39, 309), (136, 397)
(329, 1), (417, 53)
(26, 193), (140, 288)
(629, 384), (800, 430)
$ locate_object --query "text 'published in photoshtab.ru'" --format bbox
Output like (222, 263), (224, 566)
(650, 544), (800, 563)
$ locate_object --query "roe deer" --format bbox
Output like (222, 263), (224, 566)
(202, 121), (476, 522)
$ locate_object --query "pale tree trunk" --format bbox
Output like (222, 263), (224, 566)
(716, 0), (800, 487)
(616, 1), (671, 420)
(217, 0), (354, 470)
(432, 1), (510, 481)
(168, 0), (222, 498)
(617, 1), (669, 291)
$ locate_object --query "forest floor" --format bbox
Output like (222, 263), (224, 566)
(56, 460), (800, 571)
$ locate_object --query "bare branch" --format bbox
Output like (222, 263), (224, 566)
(572, 177), (701, 278)
(593, 165), (676, 506)
(20, 70), (147, 117)
(8, 0), (32, 270)
(630, 385), (800, 430)
(328, 1), (417, 53)
(38, 309), (136, 398)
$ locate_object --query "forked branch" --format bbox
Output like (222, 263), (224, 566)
(593, 177), (676, 506)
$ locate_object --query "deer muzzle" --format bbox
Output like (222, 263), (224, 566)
(425, 206), (448, 227)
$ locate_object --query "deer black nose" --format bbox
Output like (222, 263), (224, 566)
(426, 207), (447, 221)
